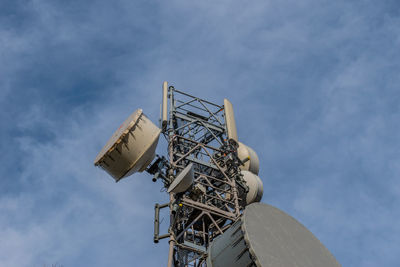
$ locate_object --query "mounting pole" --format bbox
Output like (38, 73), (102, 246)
(167, 193), (175, 267)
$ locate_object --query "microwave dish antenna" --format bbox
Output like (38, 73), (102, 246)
(237, 142), (260, 175)
(167, 163), (194, 194)
(94, 109), (160, 182)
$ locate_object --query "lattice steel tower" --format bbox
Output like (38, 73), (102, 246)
(153, 84), (254, 267)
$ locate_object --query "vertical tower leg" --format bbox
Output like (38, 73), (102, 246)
(167, 193), (175, 267)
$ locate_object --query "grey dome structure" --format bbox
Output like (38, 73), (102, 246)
(207, 203), (341, 267)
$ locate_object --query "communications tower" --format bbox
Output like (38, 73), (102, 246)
(94, 82), (340, 267)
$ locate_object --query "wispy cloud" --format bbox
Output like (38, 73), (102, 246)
(1, 0), (399, 266)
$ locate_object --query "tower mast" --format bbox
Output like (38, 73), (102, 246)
(152, 85), (245, 266)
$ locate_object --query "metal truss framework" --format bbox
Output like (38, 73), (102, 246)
(149, 87), (248, 267)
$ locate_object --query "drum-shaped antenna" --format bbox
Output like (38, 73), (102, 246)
(224, 99), (238, 143)
(94, 109), (161, 182)
(207, 203), (341, 267)
(241, 170), (263, 205)
(238, 142), (260, 175)
(167, 163), (194, 193)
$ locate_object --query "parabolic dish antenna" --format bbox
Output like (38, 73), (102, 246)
(167, 163), (194, 193)
(241, 170), (263, 205)
(237, 142), (260, 175)
(94, 109), (161, 182)
(207, 202), (341, 267)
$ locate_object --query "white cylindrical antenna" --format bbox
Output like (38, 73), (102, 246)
(224, 98), (238, 142)
(162, 81), (168, 131)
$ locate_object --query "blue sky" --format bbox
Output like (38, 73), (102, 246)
(1, 0), (400, 266)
